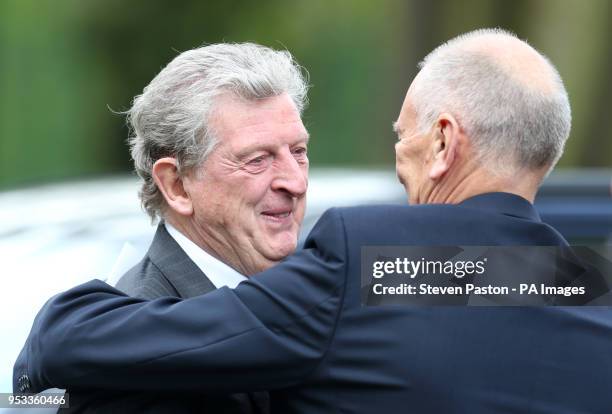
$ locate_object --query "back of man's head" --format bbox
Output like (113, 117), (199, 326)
(410, 28), (571, 177)
(127, 43), (309, 221)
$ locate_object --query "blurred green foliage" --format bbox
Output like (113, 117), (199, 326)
(1, 0), (610, 189)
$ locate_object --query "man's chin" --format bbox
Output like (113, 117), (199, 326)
(263, 238), (298, 261)
(250, 250), (292, 274)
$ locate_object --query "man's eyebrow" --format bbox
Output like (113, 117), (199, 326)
(235, 133), (310, 159)
(291, 131), (310, 145)
(392, 121), (403, 135)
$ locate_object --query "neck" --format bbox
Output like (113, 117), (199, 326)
(164, 215), (275, 276)
(421, 161), (541, 205)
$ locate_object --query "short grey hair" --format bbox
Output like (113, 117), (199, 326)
(410, 28), (571, 175)
(127, 43), (309, 221)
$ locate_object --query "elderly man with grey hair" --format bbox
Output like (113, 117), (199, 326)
(61, 43), (309, 413)
(16, 29), (612, 413)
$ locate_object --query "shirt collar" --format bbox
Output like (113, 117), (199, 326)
(458, 192), (541, 221)
(164, 222), (247, 289)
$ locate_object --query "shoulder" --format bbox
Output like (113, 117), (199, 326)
(334, 203), (457, 222)
(327, 201), (565, 246)
(329, 203), (465, 235)
(115, 257), (179, 300)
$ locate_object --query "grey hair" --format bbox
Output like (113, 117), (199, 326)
(410, 28), (571, 175)
(127, 43), (309, 221)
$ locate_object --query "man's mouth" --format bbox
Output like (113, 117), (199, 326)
(261, 208), (293, 223)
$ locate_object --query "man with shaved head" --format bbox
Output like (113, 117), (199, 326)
(394, 29), (570, 206)
(16, 29), (612, 413)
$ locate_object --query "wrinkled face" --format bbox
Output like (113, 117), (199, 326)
(186, 93), (309, 275)
(394, 88), (433, 204)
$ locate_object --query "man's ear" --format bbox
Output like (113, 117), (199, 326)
(151, 157), (193, 216)
(428, 113), (461, 180)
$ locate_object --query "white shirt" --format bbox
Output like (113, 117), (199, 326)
(165, 223), (247, 289)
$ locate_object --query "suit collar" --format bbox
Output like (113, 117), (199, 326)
(458, 192), (541, 221)
(165, 223), (247, 289)
(147, 224), (217, 298)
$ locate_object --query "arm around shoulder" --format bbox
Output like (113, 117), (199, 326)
(14, 208), (349, 394)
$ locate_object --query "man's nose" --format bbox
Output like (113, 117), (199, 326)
(272, 151), (308, 196)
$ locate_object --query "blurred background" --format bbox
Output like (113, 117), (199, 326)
(1, 0), (611, 189)
(1, 0), (612, 400)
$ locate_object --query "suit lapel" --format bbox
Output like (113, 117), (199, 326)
(147, 224), (217, 298)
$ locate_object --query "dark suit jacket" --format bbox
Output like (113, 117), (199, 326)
(15, 193), (612, 413)
(61, 224), (268, 413)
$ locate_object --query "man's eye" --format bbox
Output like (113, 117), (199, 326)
(292, 147), (307, 156)
(247, 156), (266, 166)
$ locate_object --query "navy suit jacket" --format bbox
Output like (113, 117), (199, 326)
(63, 224), (268, 413)
(14, 193), (612, 413)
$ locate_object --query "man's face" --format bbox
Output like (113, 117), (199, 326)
(184, 93), (309, 275)
(394, 86), (433, 204)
